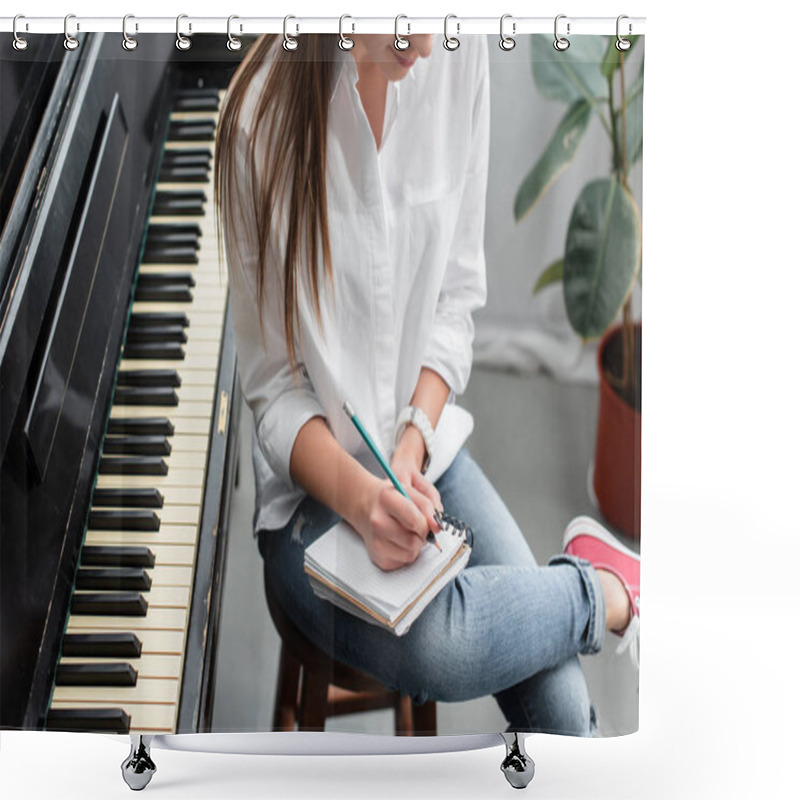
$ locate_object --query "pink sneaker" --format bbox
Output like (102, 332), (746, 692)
(563, 516), (640, 667)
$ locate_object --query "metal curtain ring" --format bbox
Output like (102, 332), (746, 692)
(12, 15), (28, 51)
(176, 14), (192, 50)
(499, 14), (516, 51)
(122, 15), (138, 51)
(338, 14), (354, 51)
(616, 15), (632, 51)
(443, 14), (460, 51)
(283, 15), (298, 51)
(64, 14), (79, 51)
(554, 14), (570, 51)
(394, 15), (410, 51)
(227, 15), (242, 51)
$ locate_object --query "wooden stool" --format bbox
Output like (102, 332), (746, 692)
(265, 579), (436, 735)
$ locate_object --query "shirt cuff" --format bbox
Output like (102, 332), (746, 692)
(422, 319), (473, 396)
(255, 388), (327, 490)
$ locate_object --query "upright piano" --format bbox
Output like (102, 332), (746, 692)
(1, 32), (243, 734)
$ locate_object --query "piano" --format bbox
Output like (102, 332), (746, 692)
(1, 32), (243, 734)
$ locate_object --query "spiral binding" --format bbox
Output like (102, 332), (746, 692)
(434, 510), (474, 550)
(4, 14), (637, 55)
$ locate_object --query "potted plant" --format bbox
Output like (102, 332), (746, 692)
(514, 35), (643, 539)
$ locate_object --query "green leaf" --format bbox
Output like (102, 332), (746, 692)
(533, 259), (564, 294)
(530, 35), (608, 106)
(514, 100), (593, 221)
(623, 56), (645, 168)
(563, 177), (641, 340)
(600, 35), (640, 78)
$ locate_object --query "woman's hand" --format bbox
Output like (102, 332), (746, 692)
(390, 424), (443, 533)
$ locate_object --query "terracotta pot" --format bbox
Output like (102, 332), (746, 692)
(593, 323), (641, 540)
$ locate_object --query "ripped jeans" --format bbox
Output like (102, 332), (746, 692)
(257, 447), (604, 735)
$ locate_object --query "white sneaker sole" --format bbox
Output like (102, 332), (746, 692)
(562, 515), (640, 562)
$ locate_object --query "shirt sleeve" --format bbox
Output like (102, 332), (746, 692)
(421, 38), (490, 397)
(222, 121), (326, 490)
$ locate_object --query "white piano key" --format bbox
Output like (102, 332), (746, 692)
(52, 676), (180, 705)
(59, 654), (183, 679)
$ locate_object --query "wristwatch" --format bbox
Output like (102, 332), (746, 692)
(394, 406), (435, 474)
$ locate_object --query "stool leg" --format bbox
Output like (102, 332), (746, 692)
(394, 694), (414, 736)
(412, 700), (437, 735)
(298, 669), (329, 731)
(273, 645), (301, 731)
(121, 735), (156, 791)
(500, 732), (535, 789)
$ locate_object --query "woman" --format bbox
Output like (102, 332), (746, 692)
(216, 32), (640, 735)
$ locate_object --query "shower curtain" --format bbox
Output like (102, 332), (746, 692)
(0, 27), (643, 744)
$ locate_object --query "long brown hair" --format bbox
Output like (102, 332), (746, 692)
(215, 34), (340, 373)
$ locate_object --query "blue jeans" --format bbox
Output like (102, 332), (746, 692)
(257, 447), (605, 735)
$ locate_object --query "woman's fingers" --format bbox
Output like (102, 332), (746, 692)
(410, 471), (443, 514)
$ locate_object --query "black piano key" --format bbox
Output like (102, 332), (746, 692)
(93, 488), (163, 508)
(123, 341), (186, 360)
(71, 593), (148, 616)
(129, 312), (190, 329)
(137, 271), (196, 287)
(113, 385), (180, 406)
(56, 663), (138, 687)
(161, 148), (212, 166)
(47, 708), (130, 733)
(103, 435), (172, 456)
(88, 509), (161, 532)
(144, 230), (201, 249)
(99, 456), (168, 476)
(173, 94), (220, 111)
(117, 369), (182, 388)
(126, 326), (187, 346)
(62, 633), (143, 658)
(76, 568), (152, 592)
(175, 87), (221, 99)
(81, 546), (155, 568)
(147, 222), (202, 239)
(142, 246), (199, 264)
(134, 285), (193, 303)
(159, 166), (210, 183)
(168, 119), (216, 141)
(152, 190), (206, 216)
(107, 417), (174, 437)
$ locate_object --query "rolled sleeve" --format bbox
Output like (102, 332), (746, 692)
(222, 120), (326, 490)
(421, 44), (490, 396)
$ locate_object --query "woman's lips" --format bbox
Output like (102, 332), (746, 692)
(393, 50), (416, 69)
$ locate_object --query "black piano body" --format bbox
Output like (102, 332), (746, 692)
(1, 33), (242, 732)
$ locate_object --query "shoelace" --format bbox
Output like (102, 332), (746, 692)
(615, 613), (640, 670)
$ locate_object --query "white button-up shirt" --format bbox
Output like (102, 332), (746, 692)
(223, 35), (490, 533)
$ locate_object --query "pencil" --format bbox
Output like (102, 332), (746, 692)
(343, 400), (441, 552)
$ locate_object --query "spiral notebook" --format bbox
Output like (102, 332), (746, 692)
(304, 513), (472, 636)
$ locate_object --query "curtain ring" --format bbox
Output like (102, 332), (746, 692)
(499, 14), (515, 51)
(227, 15), (242, 51)
(12, 15), (28, 51)
(616, 15), (632, 51)
(443, 14), (460, 51)
(338, 14), (354, 51)
(176, 14), (192, 50)
(122, 15), (138, 51)
(394, 15), (410, 51)
(283, 15), (298, 51)
(63, 14), (79, 51)
(554, 14), (570, 51)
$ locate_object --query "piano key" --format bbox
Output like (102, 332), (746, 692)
(107, 417), (174, 437)
(86, 523), (199, 547)
(49, 702), (175, 733)
(123, 342), (185, 361)
(130, 310), (190, 329)
(137, 271), (196, 287)
(152, 190), (206, 216)
(63, 605), (188, 631)
(134, 285), (193, 303)
(103, 434), (172, 456)
(125, 326), (188, 347)
(141, 246), (199, 264)
(92, 488), (164, 508)
(62, 632), (143, 658)
(99, 456), (168, 476)
(76, 567), (153, 592)
(88, 509), (161, 531)
(168, 120), (216, 141)
(100, 505), (198, 527)
(46, 707), (130, 733)
(160, 149), (212, 167)
(113, 386), (180, 406)
(158, 166), (210, 183)
(71, 593), (149, 616)
(110, 402), (213, 420)
(174, 94), (220, 112)
(144, 232), (201, 251)
(81, 546), (156, 568)
(64, 629), (184, 657)
(56, 663), (138, 687)
(59, 654), (182, 679)
(117, 369), (182, 388)
(52, 676), (179, 705)
(96, 469), (206, 491)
